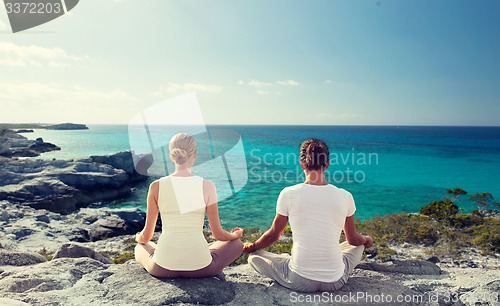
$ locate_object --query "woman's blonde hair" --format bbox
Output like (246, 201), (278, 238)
(169, 133), (196, 165)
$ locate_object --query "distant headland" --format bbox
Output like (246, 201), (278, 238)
(0, 123), (89, 130)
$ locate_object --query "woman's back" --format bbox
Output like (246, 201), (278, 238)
(152, 175), (212, 270)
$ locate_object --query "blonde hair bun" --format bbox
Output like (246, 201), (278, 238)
(170, 148), (189, 165)
(168, 133), (197, 165)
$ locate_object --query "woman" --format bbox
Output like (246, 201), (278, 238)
(243, 138), (373, 292)
(135, 133), (244, 278)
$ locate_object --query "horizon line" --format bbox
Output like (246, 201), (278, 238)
(2, 122), (500, 128)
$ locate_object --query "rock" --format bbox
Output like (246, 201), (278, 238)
(0, 257), (106, 294)
(426, 256), (440, 264)
(5, 227), (36, 240)
(0, 249), (47, 266)
(0, 258), (234, 305)
(0, 151), (149, 214)
(52, 243), (111, 264)
(15, 129), (34, 134)
(0, 129), (25, 139)
(35, 215), (50, 223)
(45, 123), (89, 130)
(0, 210), (9, 222)
(106, 208), (145, 227)
(0, 298), (31, 306)
(0, 129), (60, 157)
(86, 214), (142, 241)
(460, 280), (499, 305)
(90, 151), (151, 182)
(357, 260), (441, 275)
(0, 245), (497, 306)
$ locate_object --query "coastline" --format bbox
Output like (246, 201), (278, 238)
(0, 128), (499, 305)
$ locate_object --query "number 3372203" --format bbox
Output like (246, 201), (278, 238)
(5, 2), (62, 14)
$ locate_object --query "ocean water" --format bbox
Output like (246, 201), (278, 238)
(27, 125), (500, 229)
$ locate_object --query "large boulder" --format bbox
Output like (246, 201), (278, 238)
(0, 249), (47, 266)
(52, 244), (111, 264)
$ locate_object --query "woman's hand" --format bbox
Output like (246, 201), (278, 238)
(364, 235), (374, 249)
(242, 242), (257, 253)
(231, 227), (243, 239)
(135, 231), (145, 244)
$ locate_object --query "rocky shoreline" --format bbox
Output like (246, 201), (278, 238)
(0, 129), (498, 305)
(0, 201), (498, 306)
(0, 129), (150, 214)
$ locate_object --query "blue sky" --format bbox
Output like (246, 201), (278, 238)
(0, 0), (499, 125)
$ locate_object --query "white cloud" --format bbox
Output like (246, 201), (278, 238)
(324, 80), (333, 84)
(335, 113), (364, 119)
(0, 42), (88, 67)
(256, 90), (270, 95)
(316, 113), (364, 120)
(0, 19), (9, 31)
(276, 80), (300, 86)
(247, 80), (273, 88)
(152, 83), (223, 96)
(0, 81), (140, 123)
(239, 79), (299, 88)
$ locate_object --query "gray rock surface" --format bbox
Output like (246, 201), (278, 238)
(0, 129), (60, 157)
(0, 203), (147, 251)
(52, 243), (112, 264)
(0, 150), (149, 214)
(0, 257), (427, 306)
(460, 280), (499, 305)
(0, 249), (47, 266)
(357, 259), (442, 275)
(0, 297), (31, 306)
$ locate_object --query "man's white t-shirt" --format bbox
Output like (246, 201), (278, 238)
(276, 183), (356, 282)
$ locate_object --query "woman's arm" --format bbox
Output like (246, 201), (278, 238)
(242, 213), (288, 253)
(205, 180), (242, 241)
(344, 215), (373, 248)
(135, 180), (159, 244)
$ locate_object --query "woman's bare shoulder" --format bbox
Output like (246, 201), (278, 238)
(149, 179), (160, 191)
(202, 179), (216, 190)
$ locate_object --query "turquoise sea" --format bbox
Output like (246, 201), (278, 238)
(28, 125), (500, 229)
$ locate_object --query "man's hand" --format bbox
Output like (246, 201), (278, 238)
(364, 235), (374, 249)
(242, 242), (257, 253)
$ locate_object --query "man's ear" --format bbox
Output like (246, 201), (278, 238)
(300, 161), (306, 170)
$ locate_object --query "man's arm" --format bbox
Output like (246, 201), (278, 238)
(243, 213), (288, 253)
(344, 215), (373, 248)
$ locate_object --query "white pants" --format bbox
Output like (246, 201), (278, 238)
(248, 241), (364, 292)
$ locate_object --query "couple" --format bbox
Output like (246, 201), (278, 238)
(135, 133), (373, 292)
